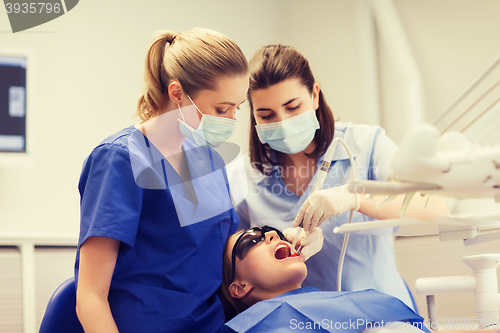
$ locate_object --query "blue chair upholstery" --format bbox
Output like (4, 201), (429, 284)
(39, 277), (84, 333)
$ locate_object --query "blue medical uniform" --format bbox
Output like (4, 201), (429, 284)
(235, 122), (414, 310)
(75, 126), (239, 333)
(221, 287), (428, 333)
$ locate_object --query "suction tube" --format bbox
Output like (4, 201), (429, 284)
(291, 138), (358, 292)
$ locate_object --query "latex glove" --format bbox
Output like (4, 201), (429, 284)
(294, 184), (360, 232)
(283, 227), (323, 261)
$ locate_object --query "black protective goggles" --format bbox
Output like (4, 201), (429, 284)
(229, 226), (286, 284)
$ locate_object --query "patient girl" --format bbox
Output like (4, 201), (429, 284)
(219, 226), (429, 333)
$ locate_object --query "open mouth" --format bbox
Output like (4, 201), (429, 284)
(274, 243), (291, 260)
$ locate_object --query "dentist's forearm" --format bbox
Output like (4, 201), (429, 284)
(358, 193), (451, 221)
(76, 293), (119, 333)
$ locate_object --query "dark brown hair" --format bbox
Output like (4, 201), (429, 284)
(248, 45), (335, 174)
(218, 230), (249, 321)
(136, 28), (248, 121)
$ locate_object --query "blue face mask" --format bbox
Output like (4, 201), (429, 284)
(255, 95), (320, 154)
(178, 95), (237, 147)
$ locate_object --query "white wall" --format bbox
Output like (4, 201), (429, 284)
(381, 0), (500, 142)
(273, 0), (367, 126)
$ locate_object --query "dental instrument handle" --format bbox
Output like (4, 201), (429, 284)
(290, 227), (302, 254)
(291, 140), (339, 253)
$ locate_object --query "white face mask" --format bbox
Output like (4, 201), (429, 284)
(255, 94), (320, 154)
(178, 95), (237, 147)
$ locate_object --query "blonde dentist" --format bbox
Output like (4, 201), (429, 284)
(75, 28), (248, 333)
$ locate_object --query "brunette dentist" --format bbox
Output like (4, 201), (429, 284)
(234, 44), (450, 310)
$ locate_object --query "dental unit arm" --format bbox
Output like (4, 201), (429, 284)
(416, 254), (500, 329)
(291, 138), (358, 293)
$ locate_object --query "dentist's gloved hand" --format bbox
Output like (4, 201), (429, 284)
(283, 227), (323, 261)
(294, 184), (361, 232)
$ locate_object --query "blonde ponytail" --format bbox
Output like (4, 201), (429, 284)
(136, 30), (179, 121)
(136, 28), (248, 121)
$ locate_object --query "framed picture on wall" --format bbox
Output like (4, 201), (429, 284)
(0, 54), (27, 153)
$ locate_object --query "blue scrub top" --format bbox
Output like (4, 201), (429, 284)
(75, 126), (239, 333)
(221, 287), (428, 333)
(234, 122), (414, 310)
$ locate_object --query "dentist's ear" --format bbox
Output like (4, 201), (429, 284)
(168, 81), (184, 105)
(312, 82), (320, 111)
(229, 280), (253, 299)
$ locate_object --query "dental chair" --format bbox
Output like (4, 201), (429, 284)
(39, 277), (84, 333)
